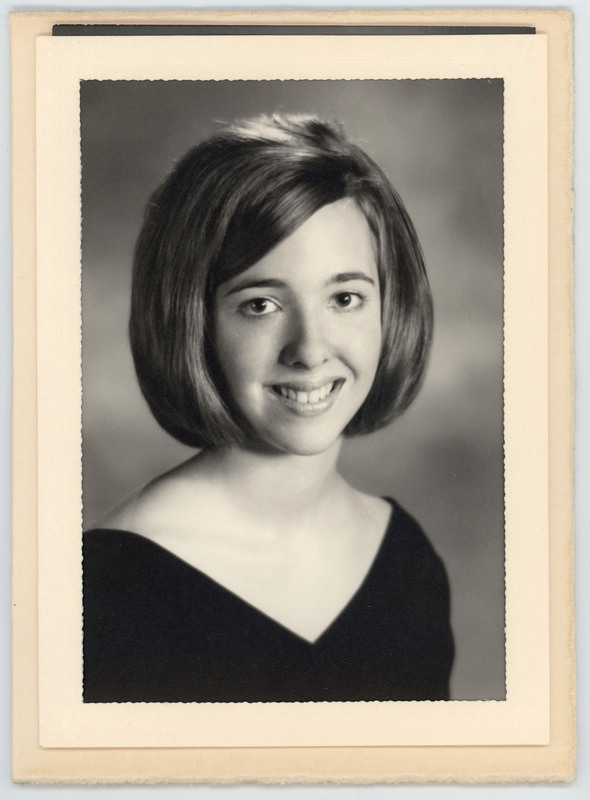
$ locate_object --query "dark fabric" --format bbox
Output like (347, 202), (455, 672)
(82, 498), (454, 703)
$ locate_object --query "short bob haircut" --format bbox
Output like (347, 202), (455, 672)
(130, 113), (433, 450)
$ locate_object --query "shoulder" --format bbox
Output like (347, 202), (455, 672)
(82, 527), (203, 635)
(346, 488), (393, 536)
(83, 529), (161, 595)
(87, 480), (172, 536)
(383, 499), (451, 596)
(83, 527), (149, 562)
(353, 497), (454, 699)
(386, 499), (441, 553)
(86, 455), (208, 539)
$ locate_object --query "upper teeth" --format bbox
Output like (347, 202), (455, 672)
(278, 382), (334, 404)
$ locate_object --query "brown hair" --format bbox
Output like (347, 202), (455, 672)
(130, 113), (433, 449)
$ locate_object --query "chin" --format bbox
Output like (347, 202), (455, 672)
(279, 440), (340, 458)
(251, 423), (346, 458)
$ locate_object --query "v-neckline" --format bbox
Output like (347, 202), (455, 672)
(87, 498), (396, 646)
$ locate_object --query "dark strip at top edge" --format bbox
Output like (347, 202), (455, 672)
(52, 24), (536, 37)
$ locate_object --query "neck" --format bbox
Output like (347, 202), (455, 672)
(192, 440), (347, 527)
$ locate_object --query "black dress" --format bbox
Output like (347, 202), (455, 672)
(82, 498), (454, 703)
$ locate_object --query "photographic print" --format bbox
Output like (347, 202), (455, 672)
(80, 77), (504, 707)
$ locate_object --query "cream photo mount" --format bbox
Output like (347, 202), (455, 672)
(12, 8), (574, 785)
(36, 32), (547, 750)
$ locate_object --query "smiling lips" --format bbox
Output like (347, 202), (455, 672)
(271, 379), (343, 410)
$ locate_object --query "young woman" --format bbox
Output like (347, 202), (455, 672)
(82, 113), (454, 703)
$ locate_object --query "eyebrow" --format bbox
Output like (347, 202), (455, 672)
(223, 272), (376, 297)
(331, 271), (376, 286)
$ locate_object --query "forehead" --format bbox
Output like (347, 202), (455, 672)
(234, 198), (378, 283)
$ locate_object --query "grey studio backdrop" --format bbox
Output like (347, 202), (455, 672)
(80, 79), (504, 702)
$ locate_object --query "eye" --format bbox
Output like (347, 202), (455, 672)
(239, 297), (280, 317)
(331, 291), (364, 310)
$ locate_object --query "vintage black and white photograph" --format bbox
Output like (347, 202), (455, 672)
(79, 78), (505, 705)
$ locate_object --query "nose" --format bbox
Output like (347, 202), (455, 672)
(280, 307), (331, 370)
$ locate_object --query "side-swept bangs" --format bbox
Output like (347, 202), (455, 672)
(129, 113), (433, 449)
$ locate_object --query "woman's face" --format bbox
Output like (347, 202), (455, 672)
(214, 198), (382, 456)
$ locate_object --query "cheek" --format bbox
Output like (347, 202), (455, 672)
(350, 314), (382, 373)
(214, 321), (274, 391)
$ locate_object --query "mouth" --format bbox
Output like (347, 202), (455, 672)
(269, 379), (344, 413)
